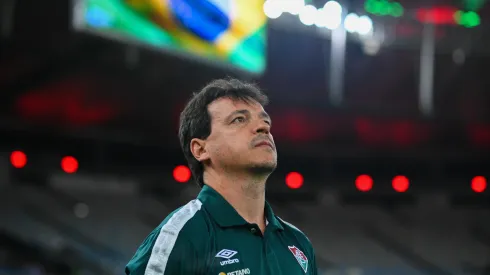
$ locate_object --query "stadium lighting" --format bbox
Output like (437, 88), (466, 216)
(471, 176), (487, 193)
(343, 13), (374, 35)
(61, 156), (79, 174)
(263, 0), (373, 34)
(344, 13), (359, 33)
(263, 0), (283, 19)
(264, 0), (347, 31)
(315, 9), (328, 27)
(315, 1), (343, 29)
(365, 0), (404, 17)
(323, 1), (342, 15)
(392, 175), (410, 192)
(316, 7), (342, 29)
(173, 165), (191, 183)
(299, 5), (318, 26)
(357, 15), (374, 35)
(10, 150), (27, 168)
(282, 0), (305, 15)
(327, 16), (343, 30)
(355, 174), (373, 192)
(286, 172), (304, 189)
(454, 10), (480, 28)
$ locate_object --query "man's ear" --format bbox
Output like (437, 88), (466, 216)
(190, 138), (209, 162)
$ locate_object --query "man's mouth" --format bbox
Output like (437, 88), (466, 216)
(255, 141), (274, 148)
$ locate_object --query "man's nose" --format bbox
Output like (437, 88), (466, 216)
(254, 120), (270, 134)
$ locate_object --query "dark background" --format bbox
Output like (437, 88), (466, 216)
(0, 0), (489, 274)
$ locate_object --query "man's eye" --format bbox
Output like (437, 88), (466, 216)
(232, 117), (245, 123)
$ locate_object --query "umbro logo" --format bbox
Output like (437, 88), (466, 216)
(216, 249), (238, 259)
(216, 249), (239, 266)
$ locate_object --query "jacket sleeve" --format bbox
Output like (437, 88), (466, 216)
(310, 249), (319, 275)
(307, 242), (319, 275)
(126, 229), (203, 275)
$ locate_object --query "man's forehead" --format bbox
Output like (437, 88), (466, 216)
(208, 97), (265, 116)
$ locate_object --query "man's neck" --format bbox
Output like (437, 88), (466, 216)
(204, 170), (267, 231)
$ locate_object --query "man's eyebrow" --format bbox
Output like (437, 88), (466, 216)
(259, 111), (271, 121)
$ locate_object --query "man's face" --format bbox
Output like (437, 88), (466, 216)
(203, 97), (277, 174)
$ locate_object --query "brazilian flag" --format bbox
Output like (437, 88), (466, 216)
(78, 0), (267, 74)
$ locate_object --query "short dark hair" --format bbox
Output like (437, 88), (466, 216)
(178, 78), (269, 188)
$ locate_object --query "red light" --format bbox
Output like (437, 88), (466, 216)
(392, 175), (409, 192)
(415, 6), (457, 25)
(471, 176), (487, 193)
(173, 165), (191, 183)
(355, 175), (373, 192)
(10, 151), (27, 168)
(286, 172), (304, 189)
(61, 156), (78, 174)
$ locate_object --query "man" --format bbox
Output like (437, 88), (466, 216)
(126, 78), (318, 274)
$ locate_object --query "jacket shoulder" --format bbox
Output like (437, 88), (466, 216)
(125, 199), (210, 274)
(176, 199), (212, 245)
(277, 217), (318, 274)
(277, 216), (313, 247)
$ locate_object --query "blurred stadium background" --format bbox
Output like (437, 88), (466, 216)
(1, 0), (490, 274)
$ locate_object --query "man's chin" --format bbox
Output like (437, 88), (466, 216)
(248, 162), (277, 175)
